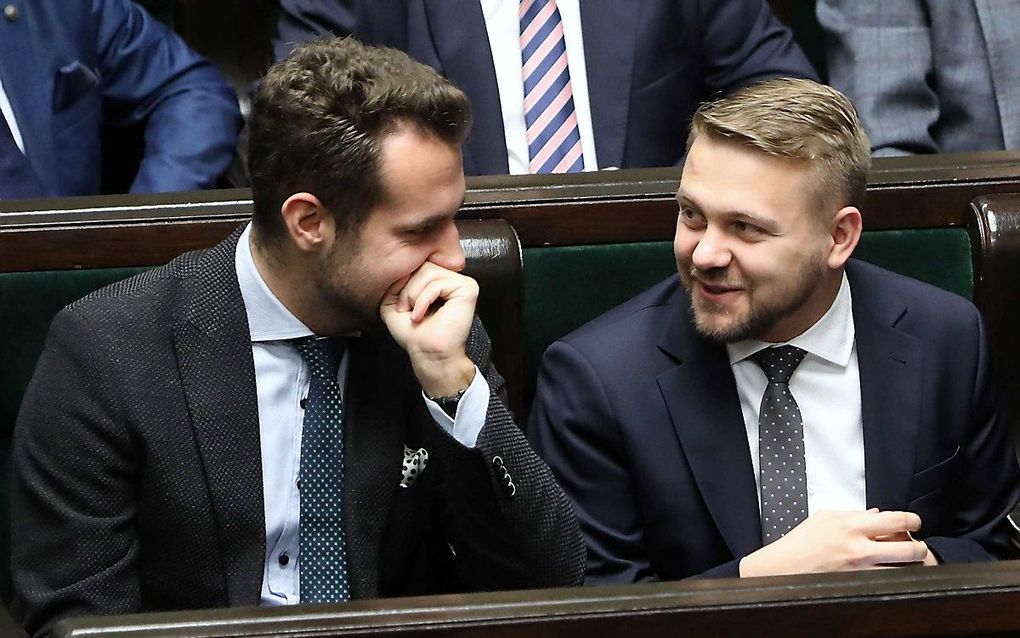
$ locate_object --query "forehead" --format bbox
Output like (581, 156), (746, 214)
(680, 136), (817, 221)
(369, 125), (466, 224)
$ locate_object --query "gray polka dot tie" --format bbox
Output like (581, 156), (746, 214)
(751, 345), (808, 546)
(295, 337), (351, 603)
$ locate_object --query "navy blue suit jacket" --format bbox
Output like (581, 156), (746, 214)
(274, 0), (817, 176)
(530, 260), (1020, 583)
(0, 0), (241, 197)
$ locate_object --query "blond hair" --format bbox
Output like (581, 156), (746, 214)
(689, 78), (871, 212)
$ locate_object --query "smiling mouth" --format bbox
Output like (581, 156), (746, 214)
(697, 280), (742, 297)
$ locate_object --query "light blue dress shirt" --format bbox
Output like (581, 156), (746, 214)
(233, 224), (490, 605)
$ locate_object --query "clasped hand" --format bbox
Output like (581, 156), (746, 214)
(379, 261), (478, 397)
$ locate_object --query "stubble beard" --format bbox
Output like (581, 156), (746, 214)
(681, 257), (824, 344)
(315, 240), (383, 333)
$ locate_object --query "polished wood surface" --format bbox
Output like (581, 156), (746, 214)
(53, 561), (1020, 638)
(7, 150), (1020, 267)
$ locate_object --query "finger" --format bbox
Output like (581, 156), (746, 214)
(380, 276), (412, 313)
(410, 279), (450, 323)
(859, 511), (922, 537)
(867, 539), (929, 566)
(398, 263), (457, 313)
(873, 531), (912, 542)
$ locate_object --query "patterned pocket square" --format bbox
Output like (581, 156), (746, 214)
(400, 446), (429, 488)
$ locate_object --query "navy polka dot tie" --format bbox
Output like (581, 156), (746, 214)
(751, 345), (808, 545)
(295, 337), (350, 603)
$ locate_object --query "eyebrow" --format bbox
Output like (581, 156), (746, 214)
(676, 189), (780, 233)
(398, 210), (457, 233)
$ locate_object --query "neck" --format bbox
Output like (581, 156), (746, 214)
(248, 232), (357, 336)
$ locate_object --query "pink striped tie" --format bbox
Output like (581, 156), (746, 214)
(520, 0), (583, 173)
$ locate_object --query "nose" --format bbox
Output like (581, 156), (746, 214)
(690, 225), (731, 271)
(431, 220), (466, 272)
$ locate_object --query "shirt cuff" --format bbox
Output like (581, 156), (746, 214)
(422, 366), (490, 448)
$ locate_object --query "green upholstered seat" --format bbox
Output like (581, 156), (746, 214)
(521, 228), (973, 411)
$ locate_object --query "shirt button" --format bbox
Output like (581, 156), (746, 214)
(3, 5), (18, 21)
(278, 552), (290, 566)
(300, 397), (307, 410)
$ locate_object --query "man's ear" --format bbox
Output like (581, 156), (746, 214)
(828, 206), (863, 269)
(280, 192), (334, 253)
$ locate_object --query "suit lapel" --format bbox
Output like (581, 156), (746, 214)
(173, 227), (265, 607)
(974, 1), (1020, 149)
(579, 0), (639, 168)
(847, 263), (923, 511)
(343, 331), (406, 598)
(0, 5), (57, 193)
(420, 0), (508, 175)
(656, 300), (762, 559)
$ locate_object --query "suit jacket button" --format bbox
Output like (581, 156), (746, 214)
(3, 5), (18, 21)
(492, 455), (504, 469)
(504, 480), (516, 498)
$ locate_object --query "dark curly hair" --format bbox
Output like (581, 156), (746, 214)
(248, 36), (472, 244)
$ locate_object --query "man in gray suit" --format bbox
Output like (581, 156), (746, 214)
(818, 0), (1020, 155)
(12, 37), (583, 637)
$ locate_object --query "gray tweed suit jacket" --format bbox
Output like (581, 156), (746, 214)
(12, 227), (584, 638)
(819, 0), (1020, 155)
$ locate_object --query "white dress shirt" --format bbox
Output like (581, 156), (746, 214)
(234, 224), (489, 605)
(0, 75), (25, 152)
(479, 0), (599, 173)
(727, 273), (867, 516)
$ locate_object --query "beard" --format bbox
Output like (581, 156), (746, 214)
(680, 256), (826, 343)
(313, 239), (384, 333)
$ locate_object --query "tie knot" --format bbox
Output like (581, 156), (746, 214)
(295, 337), (345, 380)
(751, 345), (807, 384)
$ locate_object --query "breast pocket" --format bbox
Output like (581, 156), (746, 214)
(52, 60), (102, 140)
(53, 60), (100, 112)
(908, 446), (961, 502)
(50, 61), (103, 195)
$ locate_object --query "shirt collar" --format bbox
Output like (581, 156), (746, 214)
(727, 271), (855, 367)
(235, 223), (316, 342)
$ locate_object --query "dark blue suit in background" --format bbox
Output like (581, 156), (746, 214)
(0, 0), (241, 197)
(530, 260), (1020, 583)
(274, 0), (817, 176)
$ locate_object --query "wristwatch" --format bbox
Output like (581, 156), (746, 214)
(430, 386), (468, 418)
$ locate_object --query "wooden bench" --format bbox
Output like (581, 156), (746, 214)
(51, 562), (1020, 638)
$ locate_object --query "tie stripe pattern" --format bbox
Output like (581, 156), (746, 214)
(751, 345), (809, 545)
(295, 337), (351, 603)
(520, 0), (583, 173)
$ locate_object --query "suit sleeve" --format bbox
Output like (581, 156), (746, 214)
(922, 308), (1020, 563)
(817, 0), (939, 155)
(273, 0), (408, 61)
(696, 0), (818, 94)
(528, 338), (662, 585)
(92, 0), (241, 192)
(12, 308), (142, 638)
(425, 319), (585, 590)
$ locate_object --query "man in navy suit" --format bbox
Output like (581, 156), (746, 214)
(530, 78), (1020, 583)
(273, 0), (817, 176)
(0, 0), (241, 198)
